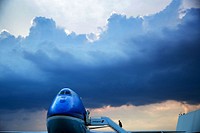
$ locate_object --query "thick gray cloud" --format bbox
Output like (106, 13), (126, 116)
(0, 0), (200, 110)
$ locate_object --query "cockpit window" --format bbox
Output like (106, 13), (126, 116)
(59, 90), (65, 95)
(65, 90), (71, 95)
(59, 90), (71, 95)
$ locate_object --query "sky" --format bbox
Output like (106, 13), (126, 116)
(0, 0), (200, 131)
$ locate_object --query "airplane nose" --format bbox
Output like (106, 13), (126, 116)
(47, 88), (86, 120)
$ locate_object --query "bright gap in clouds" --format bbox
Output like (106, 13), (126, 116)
(0, 0), (173, 37)
(89, 101), (200, 131)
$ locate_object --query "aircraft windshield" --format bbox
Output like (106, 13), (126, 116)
(59, 90), (71, 95)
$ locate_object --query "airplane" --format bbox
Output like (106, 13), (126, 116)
(46, 88), (127, 133)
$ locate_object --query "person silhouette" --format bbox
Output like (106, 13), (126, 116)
(118, 120), (122, 128)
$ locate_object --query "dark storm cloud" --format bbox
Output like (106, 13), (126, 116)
(0, 0), (200, 110)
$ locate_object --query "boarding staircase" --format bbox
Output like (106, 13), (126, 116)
(87, 115), (127, 133)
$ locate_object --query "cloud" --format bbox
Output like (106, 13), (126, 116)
(144, 0), (181, 31)
(0, 0), (200, 111)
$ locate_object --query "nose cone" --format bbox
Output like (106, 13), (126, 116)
(47, 88), (86, 120)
